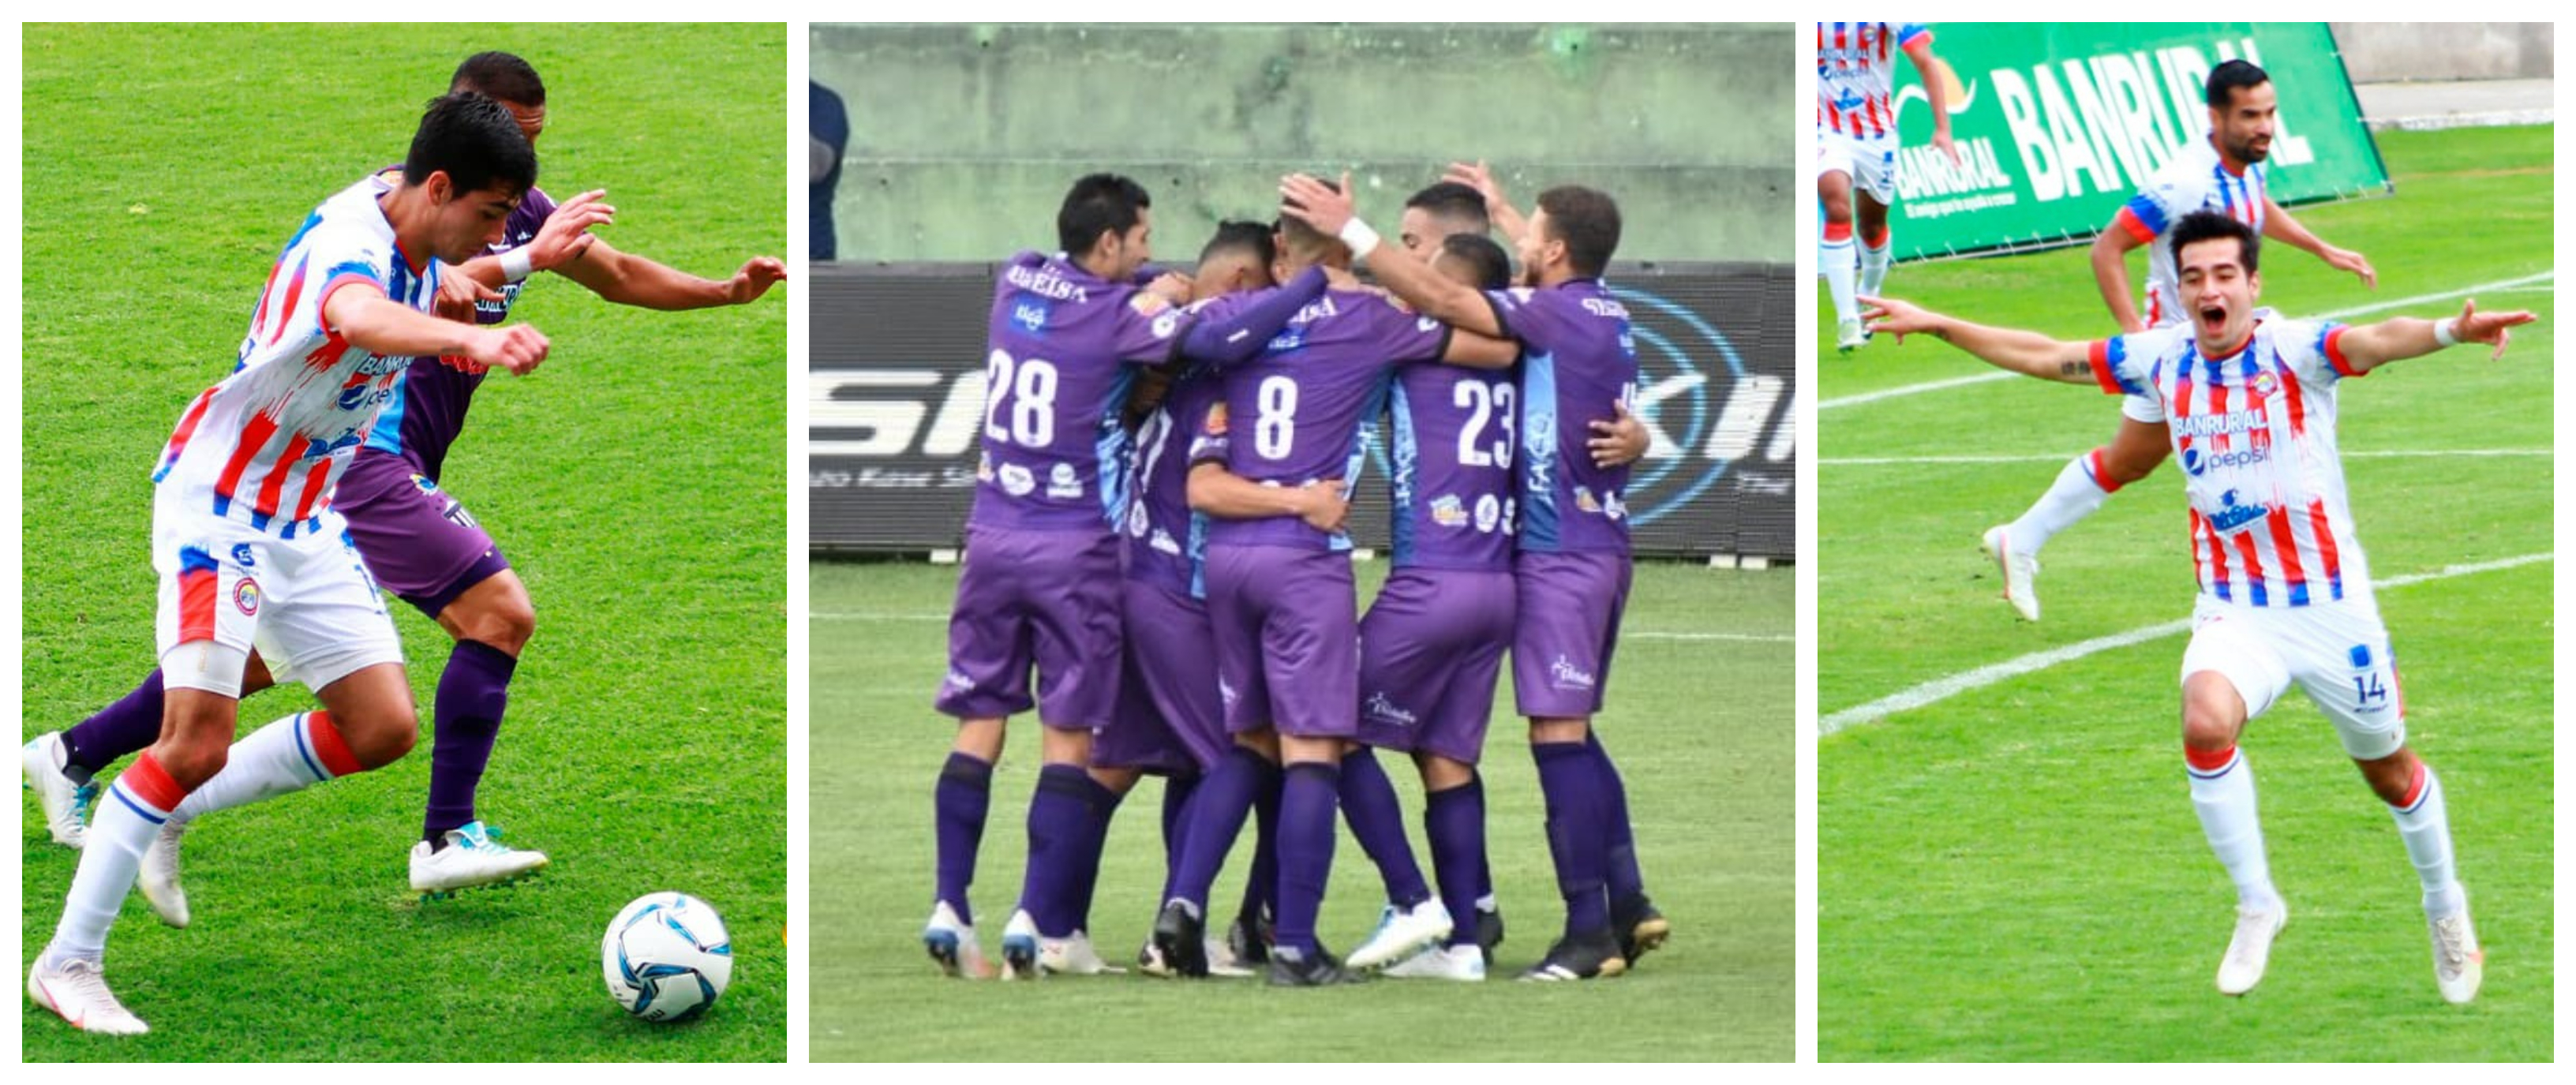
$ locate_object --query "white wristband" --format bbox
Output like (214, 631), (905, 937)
(1337, 218), (1381, 260)
(2432, 317), (2460, 347)
(500, 247), (534, 283)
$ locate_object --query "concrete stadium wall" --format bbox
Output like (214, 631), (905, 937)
(2329, 22), (2553, 82)
(811, 23), (1792, 264)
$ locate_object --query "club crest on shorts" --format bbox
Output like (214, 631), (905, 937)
(234, 577), (261, 615)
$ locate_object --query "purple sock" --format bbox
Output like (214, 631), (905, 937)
(934, 751), (993, 924)
(1339, 747), (1431, 907)
(1423, 780), (1487, 948)
(1017, 763), (1096, 937)
(423, 640), (517, 845)
(1533, 741), (1610, 939)
(1238, 761), (1282, 924)
(1159, 773), (1200, 896)
(1067, 775), (1125, 934)
(1169, 746), (1271, 911)
(1273, 761), (1342, 956)
(62, 669), (167, 777)
(1469, 771), (1496, 905)
(1587, 731), (1647, 912)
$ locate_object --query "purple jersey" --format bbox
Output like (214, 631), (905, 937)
(1194, 287), (1450, 551)
(1386, 362), (1516, 571)
(1490, 279), (1637, 554)
(968, 251), (1187, 533)
(1122, 365), (1222, 597)
(361, 183), (559, 480)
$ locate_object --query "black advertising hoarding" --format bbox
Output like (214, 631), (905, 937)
(810, 262), (1795, 560)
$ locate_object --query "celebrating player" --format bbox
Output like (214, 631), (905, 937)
(28, 92), (549, 1036)
(1981, 59), (2377, 620)
(1861, 211), (2527, 1003)
(24, 52), (786, 905)
(1817, 21), (1956, 353)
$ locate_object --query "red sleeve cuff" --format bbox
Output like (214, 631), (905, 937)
(2088, 340), (2125, 395)
(2112, 207), (2157, 245)
(2323, 326), (2364, 377)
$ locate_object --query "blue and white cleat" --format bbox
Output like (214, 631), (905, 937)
(22, 731), (99, 850)
(410, 821), (549, 899)
(1346, 898), (1455, 971)
(999, 908), (1042, 980)
(923, 900), (994, 978)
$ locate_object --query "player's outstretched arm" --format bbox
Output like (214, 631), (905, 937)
(2260, 196), (2376, 288)
(1186, 463), (1348, 533)
(1440, 329), (1518, 370)
(1181, 265), (1328, 367)
(1279, 172), (1505, 339)
(324, 283), (548, 375)
(451, 189), (616, 290)
(557, 237), (786, 310)
(1901, 33), (1961, 167)
(1859, 294), (2094, 384)
(2088, 215), (2151, 334)
(2331, 297), (2533, 372)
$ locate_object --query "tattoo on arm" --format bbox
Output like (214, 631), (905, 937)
(2057, 357), (2091, 378)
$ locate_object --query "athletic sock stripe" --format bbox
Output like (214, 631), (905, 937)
(121, 752), (189, 812)
(2184, 745), (2240, 776)
(2396, 765), (2432, 813)
(301, 710), (362, 778)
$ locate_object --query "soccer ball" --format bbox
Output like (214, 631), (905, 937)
(601, 892), (734, 1021)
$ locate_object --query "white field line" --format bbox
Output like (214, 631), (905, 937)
(1825, 448), (2551, 466)
(1819, 270), (2556, 413)
(1818, 552), (2553, 737)
(811, 611), (1789, 642)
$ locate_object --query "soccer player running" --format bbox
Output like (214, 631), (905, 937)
(1861, 210), (2527, 1003)
(1281, 170), (1663, 981)
(1817, 21), (1956, 353)
(1981, 59), (2376, 620)
(28, 92), (549, 1036)
(24, 53), (786, 905)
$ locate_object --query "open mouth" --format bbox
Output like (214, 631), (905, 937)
(2197, 305), (2229, 335)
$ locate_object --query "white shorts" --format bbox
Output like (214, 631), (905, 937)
(1815, 129), (1897, 206)
(152, 488), (403, 697)
(2179, 595), (2406, 761)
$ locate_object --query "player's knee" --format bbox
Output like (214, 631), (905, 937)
(156, 736), (231, 789)
(463, 597), (536, 656)
(2179, 698), (2241, 752)
(343, 704), (421, 770)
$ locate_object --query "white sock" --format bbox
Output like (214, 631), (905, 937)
(2008, 452), (2114, 556)
(49, 762), (183, 963)
(1858, 239), (1892, 297)
(1821, 236), (1859, 326)
(169, 712), (348, 824)
(2187, 747), (2280, 910)
(2389, 764), (2466, 918)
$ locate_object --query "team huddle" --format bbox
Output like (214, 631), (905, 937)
(24, 54), (784, 1035)
(1835, 43), (2533, 1003)
(924, 166), (1668, 984)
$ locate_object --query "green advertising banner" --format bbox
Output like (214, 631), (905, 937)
(1884, 22), (2389, 260)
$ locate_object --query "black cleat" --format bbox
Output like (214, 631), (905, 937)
(1518, 929), (1627, 982)
(1151, 900), (1209, 978)
(1474, 906), (1506, 964)
(1614, 897), (1669, 967)
(1266, 945), (1362, 987)
(1228, 908), (1275, 966)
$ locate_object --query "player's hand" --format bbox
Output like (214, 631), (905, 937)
(1279, 172), (1355, 238)
(1443, 160), (1511, 216)
(2323, 245), (2377, 289)
(529, 189), (615, 273)
(1589, 401), (1652, 468)
(1142, 271), (1193, 309)
(470, 324), (551, 376)
(1297, 478), (1350, 533)
(1931, 129), (1963, 169)
(724, 256), (788, 305)
(1857, 294), (1938, 345)
(435, 271), (500, 324)
(2452, 297), (2537, 360)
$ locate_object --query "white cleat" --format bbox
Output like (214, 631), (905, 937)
(1346, 898), (1456, 970)
(29, 955), (148, 1035)
(2215, 900), (2288, 996)
(2428, 892), (2484, 1005)
(1837, 318), (1870, 353)
(1204, 937), (1256, 978)
(1383, 942), (1487, 981)
(24, 732), (99, 850)
(1038, 930), (1127, 975)
(998, 908), (1041, 980)
(923, 901), (994, 979)
(137, 817), (190, 928)
(1981, 526), (2042, 622)
(410, 821), (549, 898)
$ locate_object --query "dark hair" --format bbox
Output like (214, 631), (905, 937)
(2204, 59), (2269, 110)
(403, 91), (537, 197)
(1535, 185), (1621, 278)
(1439, 233), (1513, 291)
(1058, 174), (1151, 256)
(1276, 175), (1344, 257)
(1405, 181), (1489, 233)
(451, 51), (545, 108)
(1200, 219), (1277, 269)
(2167, 210), (2259, 274)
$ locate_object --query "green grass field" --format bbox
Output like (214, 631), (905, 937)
(20, 24), (786, 1061)
(1818, 125), (2553, 1060)
(811, 559), (1792, 1061)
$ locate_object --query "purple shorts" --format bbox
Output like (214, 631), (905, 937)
(333, 452), (511, 618)
(934, 525), (1121, 728)
(1093, 578), (1226, 775)
(1512, 550), (1632, 719)
(1357, 567), (1515, 763)
(1204, 544), (1357, 739)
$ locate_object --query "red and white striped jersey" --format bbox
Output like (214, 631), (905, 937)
(2111, 136), (2270, 327)
(1817, 21), (1930, 142)
(152, 174), (439, 539)
(2088, 312), (2376, 609)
